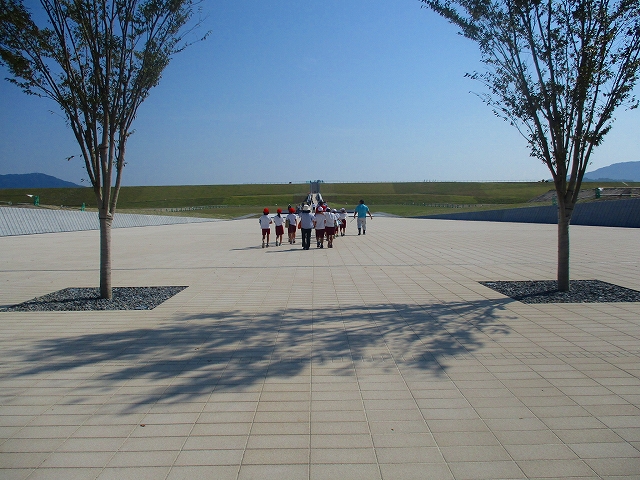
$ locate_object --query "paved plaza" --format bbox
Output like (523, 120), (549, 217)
(1, 217), (639, 479)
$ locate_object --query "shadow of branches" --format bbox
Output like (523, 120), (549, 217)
(9, 299), (514, 406)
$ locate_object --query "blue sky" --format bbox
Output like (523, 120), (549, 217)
(1, 0), (639, 186)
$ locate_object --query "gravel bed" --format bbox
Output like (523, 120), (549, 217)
(1, 286), (187, 312)
(480, 280), (640, 304)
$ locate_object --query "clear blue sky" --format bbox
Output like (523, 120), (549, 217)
(1, 0), (638, 186)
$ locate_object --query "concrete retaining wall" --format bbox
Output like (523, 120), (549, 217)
(417, 198), (640, 228)
(0, 207), (218, 236)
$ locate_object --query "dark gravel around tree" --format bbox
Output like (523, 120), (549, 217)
(480, 280), (640, 304)
(0, 286), (187, 312)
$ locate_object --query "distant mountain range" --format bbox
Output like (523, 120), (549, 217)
(0, 173), (82, 189)
(583, 161), (640, 182)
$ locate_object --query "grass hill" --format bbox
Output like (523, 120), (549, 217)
(1, 181), (637, 218)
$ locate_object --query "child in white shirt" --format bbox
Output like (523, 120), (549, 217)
(286, 207), (298, 244)
(325, 208), (337, 248)
(273, 208), (285, 246)
(259, 208), (272, 248)
(314, 205), (326, 248)
(339, 208), (347, 236)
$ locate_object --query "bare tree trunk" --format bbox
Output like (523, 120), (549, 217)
(557, 204), (572, 292)
(99, 209), (113, 299)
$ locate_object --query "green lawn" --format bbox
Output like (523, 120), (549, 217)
(1, 181), (635, 219)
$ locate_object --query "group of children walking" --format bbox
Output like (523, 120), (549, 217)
(259, 204), (348, 250)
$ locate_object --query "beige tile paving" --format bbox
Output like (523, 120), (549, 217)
(1, 217), (639, 479)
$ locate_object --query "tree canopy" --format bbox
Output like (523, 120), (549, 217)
(0, 0), (206, 298)
(423, 0), (640, 290)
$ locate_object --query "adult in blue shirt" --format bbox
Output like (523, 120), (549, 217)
(353, 199), (373, 235)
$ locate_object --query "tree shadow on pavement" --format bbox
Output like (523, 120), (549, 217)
(7, 299), (515, 407)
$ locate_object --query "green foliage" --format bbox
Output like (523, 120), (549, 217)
(7, 181), (637, 211)
(322, 181), (556, 203)
(0, 0), (205, 215)
(0, 183), (310, 209)
(423, 0), (640, 209)
(1, 0), (206, 297)
(0, 187), (96, 207)
(424, 0), (640, 290)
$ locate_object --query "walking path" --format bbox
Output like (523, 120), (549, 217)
(1, 218), (639, 479)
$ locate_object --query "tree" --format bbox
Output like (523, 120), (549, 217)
(423, 0), (640, 291)
(0, 0), (205, 298)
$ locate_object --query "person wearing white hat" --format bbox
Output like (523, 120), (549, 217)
(299, 204), (314, 250)
(338, 208), (347, 236)
(314, 205), (326, 248)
